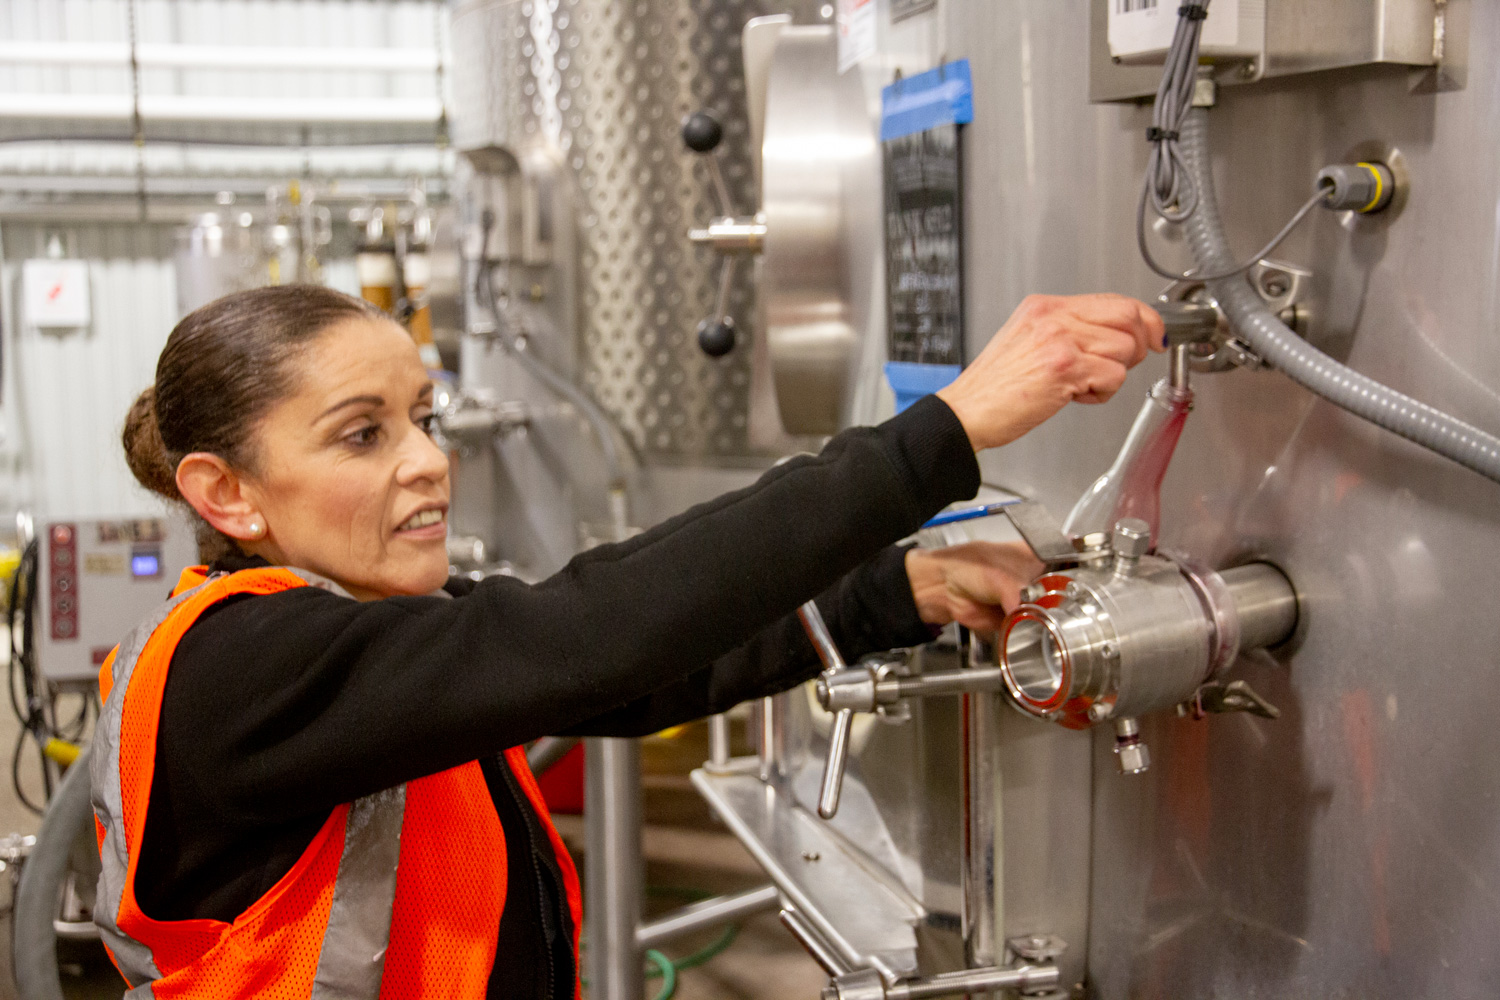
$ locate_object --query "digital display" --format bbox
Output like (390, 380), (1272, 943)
(130, 552), (161, 579)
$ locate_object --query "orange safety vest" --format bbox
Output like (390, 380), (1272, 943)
(91, 566), (583, 999)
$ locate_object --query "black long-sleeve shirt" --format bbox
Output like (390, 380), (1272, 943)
(133, 395), (980, 996)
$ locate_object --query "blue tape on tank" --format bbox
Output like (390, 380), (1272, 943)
(885, 361), (961, 414)
(880, 60), (974, 142)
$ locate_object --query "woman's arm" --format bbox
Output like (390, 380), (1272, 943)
(163, 292), (1161, 822)
(561, 544), (930, 737)
(163, 396), (978, 823)
(566, 536), (1045, 737)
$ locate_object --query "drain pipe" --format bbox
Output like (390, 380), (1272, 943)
(1178, 107), (1500, 485)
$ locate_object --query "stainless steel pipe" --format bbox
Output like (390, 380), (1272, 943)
(1221, 563), (1298, 652)
(636, 885), (779, 951)
(585, 738), (644, 1000)
(526, 735), (580, 776)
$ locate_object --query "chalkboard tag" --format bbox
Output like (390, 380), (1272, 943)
(881, 60), (973, 410)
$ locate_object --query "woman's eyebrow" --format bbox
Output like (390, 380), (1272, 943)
(316, 394), (384, 422)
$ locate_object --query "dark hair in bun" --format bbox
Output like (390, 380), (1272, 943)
(123, 284), (385, 560)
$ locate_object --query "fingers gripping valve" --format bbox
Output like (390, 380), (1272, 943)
(681, 110), (767, 358)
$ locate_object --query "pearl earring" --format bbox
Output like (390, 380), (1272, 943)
(248, 522), (263, 538)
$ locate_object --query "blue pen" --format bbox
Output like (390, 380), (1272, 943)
(921, 498), (1021, 529)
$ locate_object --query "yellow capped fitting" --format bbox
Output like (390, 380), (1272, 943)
(1316, 161), (1395, 214)
(43, 738), (81, 767)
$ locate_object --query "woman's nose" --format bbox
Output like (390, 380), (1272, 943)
(398, 423), (452, 485)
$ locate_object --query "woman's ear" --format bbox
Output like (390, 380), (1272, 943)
(175, 453), (262, 542)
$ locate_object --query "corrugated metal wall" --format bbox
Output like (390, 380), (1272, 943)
(0, 221), (177, 519)
(0, 0), (454, 523)
(0, 0), (447, 101)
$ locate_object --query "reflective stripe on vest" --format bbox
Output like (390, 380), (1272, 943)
(92, 566), (580, 998)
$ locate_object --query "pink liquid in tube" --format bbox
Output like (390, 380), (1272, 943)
(1061, 380), (1193, 548)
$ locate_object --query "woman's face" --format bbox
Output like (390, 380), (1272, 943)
(240, 317), (451, 600)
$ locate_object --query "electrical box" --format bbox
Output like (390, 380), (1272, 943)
(1108, 0), (1265, 65)
(1090, 0), (1447, 102)
(36, 517), (198, 683)
(21, 259), (91, 329)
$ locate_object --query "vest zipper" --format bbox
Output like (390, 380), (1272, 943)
(501, 765), (559, 1000)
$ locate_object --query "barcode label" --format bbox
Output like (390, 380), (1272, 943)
(1117, 0), (1158, 11)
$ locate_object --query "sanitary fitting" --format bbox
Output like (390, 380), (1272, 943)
(1316, 161), (1395, 214)
(997, 532), (1298, 732)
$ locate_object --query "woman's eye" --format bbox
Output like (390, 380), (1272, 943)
(417, 413), (437, 436)
(345, 424), (381, 448)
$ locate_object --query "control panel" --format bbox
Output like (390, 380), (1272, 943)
(36, 516), (197, 683)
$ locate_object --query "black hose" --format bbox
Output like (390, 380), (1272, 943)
(13, 744), (95, 1000)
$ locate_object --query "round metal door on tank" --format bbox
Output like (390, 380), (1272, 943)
(760, 23), (880, 436)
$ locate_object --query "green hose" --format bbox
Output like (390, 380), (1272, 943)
(579, 893), (746, 1000)
(644, 950), (676, 1000)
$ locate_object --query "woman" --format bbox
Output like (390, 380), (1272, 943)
(94, 284), (1161, 998)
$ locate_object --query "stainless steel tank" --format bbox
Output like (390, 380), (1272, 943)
(450, 0), (824, 459)
(938, 2), (1499, 996)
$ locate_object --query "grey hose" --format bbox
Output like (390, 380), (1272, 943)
(13, 745), (95, 1000)
(1178, 108), (1500, 485)
(500, 327), (625, 492)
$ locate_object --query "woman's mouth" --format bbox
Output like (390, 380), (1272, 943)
(396, 508), (447, 533)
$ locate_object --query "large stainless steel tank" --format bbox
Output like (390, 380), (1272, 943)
(939, 2), (1497, 996)
(450, 0), (823, 460)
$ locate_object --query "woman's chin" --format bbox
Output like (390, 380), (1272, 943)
(354, 556), (453, 600)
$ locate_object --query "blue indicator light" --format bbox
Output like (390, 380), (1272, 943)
(130, 552), (161, 578)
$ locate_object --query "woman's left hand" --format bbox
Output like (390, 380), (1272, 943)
(905, 541), (1044, 632)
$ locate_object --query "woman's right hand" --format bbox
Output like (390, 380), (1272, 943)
(936, 293), (1165, 452)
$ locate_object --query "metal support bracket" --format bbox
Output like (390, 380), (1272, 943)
(1178, 677), (1281, 720)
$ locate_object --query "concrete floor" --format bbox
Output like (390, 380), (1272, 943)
(0, 716), (825, 1000)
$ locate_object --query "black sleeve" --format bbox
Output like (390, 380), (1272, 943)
(562, 544), (933, 737)
(161, 395), (978, 824)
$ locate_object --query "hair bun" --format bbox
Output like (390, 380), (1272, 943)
(122, 386), (182, 501)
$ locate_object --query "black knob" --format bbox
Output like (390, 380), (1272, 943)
(696, 317), (736, 357)
(681, 111), (723, 154)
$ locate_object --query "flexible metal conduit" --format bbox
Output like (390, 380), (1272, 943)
(1179, 108), (1500, 485)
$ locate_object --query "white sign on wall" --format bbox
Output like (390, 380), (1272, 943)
(837, 0), (877, 73)
(22, 259), (92, 328)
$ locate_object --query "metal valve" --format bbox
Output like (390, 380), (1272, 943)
(801, 599), (1010, 818)
(681, 109), (767, 359)
(796, 600), (855, 819)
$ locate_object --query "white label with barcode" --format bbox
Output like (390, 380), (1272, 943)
(1108, 0), (1248, 62)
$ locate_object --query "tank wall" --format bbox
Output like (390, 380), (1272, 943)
(922, 1), (1500, 995)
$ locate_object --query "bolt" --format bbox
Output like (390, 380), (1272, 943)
(802, 851), (821, 862)
(1111, 519), (1151, 559)
(1020, 583), (1045, 603)
(1064, 581), (1083, 598)
(1088, 702), (1113, 723)
(1099, 641), (1117, 659)
(1239, 60), (1258, 79)
(1260, 271), (1290, 299)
